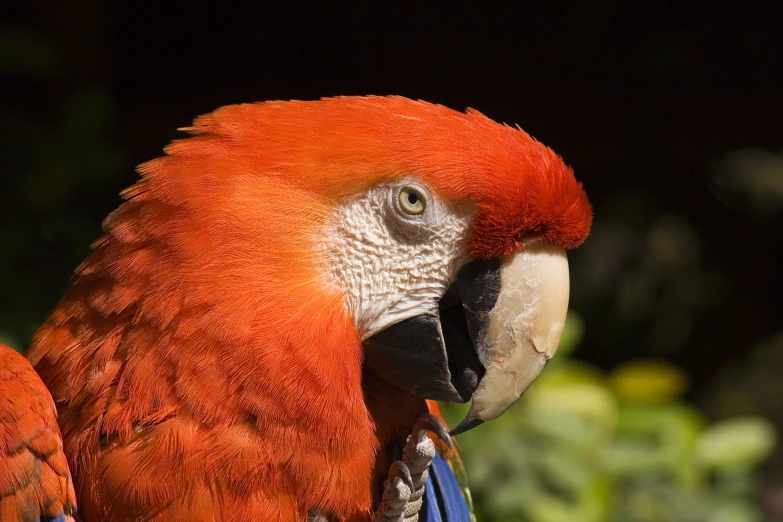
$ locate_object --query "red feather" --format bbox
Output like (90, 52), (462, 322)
(0, 345), (77, 521)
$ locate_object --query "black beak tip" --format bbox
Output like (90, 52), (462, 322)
(449, 415), (484, 436)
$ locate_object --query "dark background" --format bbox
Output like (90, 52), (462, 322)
(2, 0), (782, 516)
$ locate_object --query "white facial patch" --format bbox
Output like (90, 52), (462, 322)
(324, 180), (475, 340)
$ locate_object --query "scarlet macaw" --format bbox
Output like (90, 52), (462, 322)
(6, 96), (591, 521)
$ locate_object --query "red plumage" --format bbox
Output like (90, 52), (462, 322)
(0, 345), (76, 521)
(22, 96), (592, 520)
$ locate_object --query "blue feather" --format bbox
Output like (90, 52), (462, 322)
(421, 453), (472, 522)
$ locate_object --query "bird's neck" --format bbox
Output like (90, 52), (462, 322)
(29, 232), (384, 518)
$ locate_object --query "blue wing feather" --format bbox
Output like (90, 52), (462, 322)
(421, 453), (472, 522)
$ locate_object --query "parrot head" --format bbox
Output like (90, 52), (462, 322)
(129, 96), (591, 434)
(315, 98), (591, 434)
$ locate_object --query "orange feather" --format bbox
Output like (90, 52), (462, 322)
(0, 345), (77, 521)
(26, 96), (592, 520)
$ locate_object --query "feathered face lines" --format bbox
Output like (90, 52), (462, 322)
(324, 179), (476, 341)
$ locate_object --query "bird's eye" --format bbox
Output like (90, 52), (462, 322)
(399, 187), (426, 215)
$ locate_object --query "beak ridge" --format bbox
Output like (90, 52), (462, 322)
(462, 243), (570, 425)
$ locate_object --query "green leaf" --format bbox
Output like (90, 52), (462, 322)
(696, 417), (776, 471)
(526, 495), (579, 522)
(610, 359), (688, 403)
(527, 363), (616, 426)
(708, 499), (761, 522)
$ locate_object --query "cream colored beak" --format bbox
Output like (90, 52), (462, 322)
(457, 243), (570, 429)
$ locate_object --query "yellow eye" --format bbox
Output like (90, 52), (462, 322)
(399, 187), (426, 215)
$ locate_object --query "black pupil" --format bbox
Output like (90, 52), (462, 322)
(407, 192), (419, 205)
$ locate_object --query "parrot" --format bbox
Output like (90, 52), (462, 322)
(5, 96), (591, 521)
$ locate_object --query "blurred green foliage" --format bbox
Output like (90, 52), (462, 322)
(443, 313), (776, 522)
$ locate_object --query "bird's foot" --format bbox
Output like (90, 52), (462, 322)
(374, 460), (414, 522)
(373, 414), (454, 522)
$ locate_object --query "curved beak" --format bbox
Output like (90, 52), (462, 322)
(362, 243), (570, 435)
(451, 243), (569, 434)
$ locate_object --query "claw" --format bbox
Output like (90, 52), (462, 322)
(411, 414), (454, 451)
(389, 461), (414, 491)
